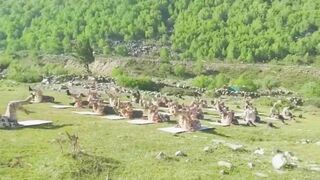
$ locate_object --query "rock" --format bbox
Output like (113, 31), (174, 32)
(203, 146), (214, 153)
(255, 172), (268, 178)
(254, 148), (264, 155)
(315, 141), (320, 146)
(248, 162), (254, 169)
(225, 143), (244, 151)
(219, 170), (228, 175)
(299, 139), (311, 144)
(218, 161), (233, 169)
(156, 152), (166, 160)
(309, 164), (320, 172)
(272, 153), (287, 170)
(175, 151), (187, 157)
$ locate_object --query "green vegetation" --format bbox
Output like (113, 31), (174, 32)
(111, 68), (157, 91)
(300, 81), (320, 98)
(0, 0), (319, 62)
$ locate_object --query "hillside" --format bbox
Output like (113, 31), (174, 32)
(0, 0), (319, 63)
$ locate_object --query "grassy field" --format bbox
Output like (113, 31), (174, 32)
(1, 82), (320, 180)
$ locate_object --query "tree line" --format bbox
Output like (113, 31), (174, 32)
(0, 0), (319, 63)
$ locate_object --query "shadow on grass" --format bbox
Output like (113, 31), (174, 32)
(201, 129), (231, 138)
(27, 123), (74, 130)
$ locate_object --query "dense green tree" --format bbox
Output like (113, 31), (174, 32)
(0, 0), (319, 63)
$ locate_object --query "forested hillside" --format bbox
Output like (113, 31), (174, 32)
(0, 0), (319, 63)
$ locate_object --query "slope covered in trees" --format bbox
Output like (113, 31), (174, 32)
(0, 0), (319, 63)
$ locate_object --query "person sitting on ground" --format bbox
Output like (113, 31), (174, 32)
(87, 90), (99, 108)
(269, 100), (282, 118)
(66, 90), (89, 108)
(243, 106), (257, 126)
(92, 100), (116, 116)
(215, 100), (226, 115)
(281, 106), (294, 120)
(29, 86), (55, 103)
(189, 103), (204, 120)
(168, 101), (180, 117)
(219, 107), (238, 126)
(148, 105), (170, 123)
(176, 108), (202, 132)
(0, 96), (33, 128)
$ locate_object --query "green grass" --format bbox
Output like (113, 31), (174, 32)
(1, 84), (320, 179)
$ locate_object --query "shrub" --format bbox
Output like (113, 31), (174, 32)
(42, 64), (68, 76)
(7, 61), (42, 83)
(115, 75), (157, 91)
(192, 75), (214, 89)
(114, 45), (128, 56)
(159, 48), (170, 62)
(0, 54), (12, 69)
(173, 65), (187, 77)
(305, 98), (320, 108)
(214, 73), (230, 88)
(193, 60), (204, 75)
(233, 74), (259, 92)
(111, 67), (125, 77)
(158, 63), (172, 77)
(300, 82), (320, 98)
(261, 76), (280, 91)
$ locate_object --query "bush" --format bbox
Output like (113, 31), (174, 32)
(305, 98), (320, 108)
(193, 60), (204, 75)
(260, 76), (280, 91)
(114, 45), (128, 56)
(111, 68), (125, 77)
(173, 65), (187, 77)
(42, 64), (68, 76)
(0, 54), (12, 69)
(300, 82), (320, 98)
(159, 48), (170, 62)
(233, 74), (259, 92)
(158, 63), (172, 77)
(192, 75), (214, 89)
(214, 73), (230, 88)
(115, 75), (157, 91)
(7, 61), (42, 83)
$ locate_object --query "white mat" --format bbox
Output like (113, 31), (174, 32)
(158, 126), (213, 134)
(72, 111), (100, 115)
(18, 120), (52, 127)
(52, 105), (74, 109)
(127, 119), (155, 125)
(101, 115), (126, 120)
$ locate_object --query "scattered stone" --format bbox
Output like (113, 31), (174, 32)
(218, 161), (233, 169)
(225, 143), (244, 151)
(297, 139), (311, 144)
(255, 172), (268, 178)
(175, 151), (187, 157)
(254, 148), (265, 155)
(272, 153), (287, 170)
(156, 152), (166, 160)
(309, 164), (320, 172)
(248, 162), (254, 169)
(203, 146), (214, 153)
(219, 170), (228, 175)
(272, 151), (298, 170)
